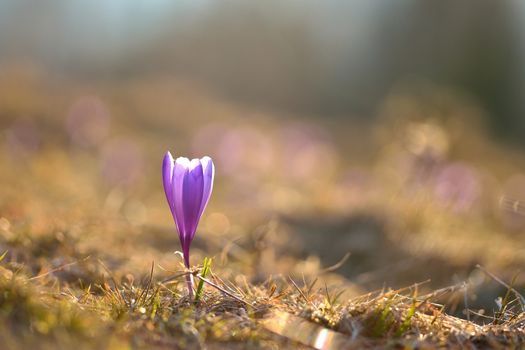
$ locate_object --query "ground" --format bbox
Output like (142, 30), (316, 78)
(1, 65), (525, 349)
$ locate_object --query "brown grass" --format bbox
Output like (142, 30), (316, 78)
(2, 64), (525, 349)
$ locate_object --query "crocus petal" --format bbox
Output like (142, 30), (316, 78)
(163, 152), (215, 273)
(182, 159), (204, 238)
(193, 156), (214, 238)
(162, 151), (175, 210)
(172, 157), (190, 236)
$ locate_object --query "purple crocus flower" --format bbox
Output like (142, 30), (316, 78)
(163, 151), (214, 298)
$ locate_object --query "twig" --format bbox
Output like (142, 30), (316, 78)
(211, 271), (241, 295)
(193, 273), (251, 306)
(288, 276), (311, 305)
(319, 252), (351, 274)
(476, 264), (525, 305)
(161, 270), (250, 305)
(417, 281), (466, 301)
(161, 271), (192, 284)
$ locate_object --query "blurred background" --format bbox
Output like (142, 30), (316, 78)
(2, 0), (525, 318)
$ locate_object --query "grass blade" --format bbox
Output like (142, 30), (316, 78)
(194, 257), (212, 304)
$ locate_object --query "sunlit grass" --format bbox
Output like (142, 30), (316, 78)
(3, 257), (525, 349)
(2, 66), (525, 348)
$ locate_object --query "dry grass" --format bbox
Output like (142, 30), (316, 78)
(2, 64), (525, 349)
(2, 253), (525, 349)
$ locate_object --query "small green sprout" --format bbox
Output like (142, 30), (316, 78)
(194, 257), (212, 304)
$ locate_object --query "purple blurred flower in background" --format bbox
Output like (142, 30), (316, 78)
(66, 96), (110, 148)
(434, 162), (480, 212)
(101, 138), (144, 187)
(5, 119), (40, 158)
(162, 151), (214, 298)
